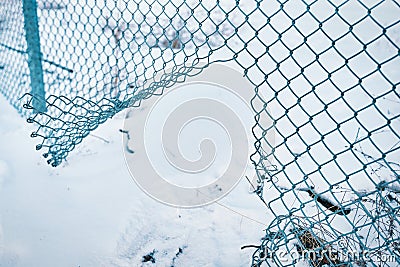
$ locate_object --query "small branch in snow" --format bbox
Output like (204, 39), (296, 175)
(245, 176), (269, 209)
(379, 180), (400, 194)
(119, 129), (134, 154)
(241, 245), (261, 250)
(89, 134), (110, 144)
(278, 185), (351, 216)
(305, 187), (351, 216)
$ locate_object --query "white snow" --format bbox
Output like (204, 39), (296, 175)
(0, 0), (399, 266)
(0, 93), (268, 267)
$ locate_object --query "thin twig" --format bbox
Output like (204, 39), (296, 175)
(89, 134), (110, 144)
(241, 245), (261, 250)
(245, 176), (269, 209)
(119, 129), (134, 154)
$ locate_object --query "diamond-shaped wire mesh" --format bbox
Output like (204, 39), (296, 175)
(0, 0), (399, 266)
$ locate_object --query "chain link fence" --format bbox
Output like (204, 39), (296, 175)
(0, 0), (399, 266)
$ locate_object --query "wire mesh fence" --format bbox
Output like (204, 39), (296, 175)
(0, 0), (399, 266)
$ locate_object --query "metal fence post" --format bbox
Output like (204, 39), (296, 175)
(22, 0), (46, 112)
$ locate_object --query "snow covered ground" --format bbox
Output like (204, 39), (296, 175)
(0, 93), (269, 267)
(1, 0), (399, 266)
